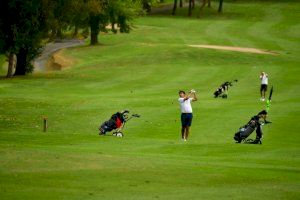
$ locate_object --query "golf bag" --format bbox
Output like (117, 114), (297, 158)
(234, 117), (271, 144)
(234, 109), (272, 144)
(214, 80), (238, 98)
(99, 110), (140, 137)
(234, 122), (258, 143)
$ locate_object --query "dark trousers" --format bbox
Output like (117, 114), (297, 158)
(256, 125), (263, 139)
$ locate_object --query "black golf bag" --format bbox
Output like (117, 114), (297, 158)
(98, 110), (140, 137)
(99, 112), (126, 135)
(214, 83), (229, 98)
(234, 123), (257, 143)
(214, 80), (238, 98)
(233, 115), (266, 144)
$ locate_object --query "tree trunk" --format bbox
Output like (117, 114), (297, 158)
(14, 48), (27, 75)
(90, 30), (98, 45)
(218, 0), (223, 13)
(89, 15), (100, 45)
(111, 22), (117, 34)
(6, 52), (15, 78)
(56, 28), (63, 39)
(172, 0), (178, 15)
(188, 0), (193, 17)
(73, 25), (78, 38)
(143, 2), (151, 12)
(198, 0), (207, 17)
(208, 0), (211, 7)
(179, 0), (183, 7)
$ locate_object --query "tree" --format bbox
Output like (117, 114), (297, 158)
(188, 0), (193, 17)
(86, 0), (106, 45)
(45, 0), (142, 45)
(0, 0), (48, 76)
(46, 0), (74, 39)
(172, 0), (216, 17)
(0, 0), (18, 77)
(86, 0), (141, 45)
(141, 0), (158, 13)
(218, 0), (224, 13)
(114, 0), (142, 33)
(6, 53), (15, 78)
(198, 0), (211, 17)
(172, 0), (178, 15)
(0, 0), (142, 76)
(69, 0), (90, 37)
(173, 0), (194, 16)
(179, 0), (183, 8)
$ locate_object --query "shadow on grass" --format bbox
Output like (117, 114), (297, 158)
(0, 73), (75, 81)
(0, 76), (8, 80)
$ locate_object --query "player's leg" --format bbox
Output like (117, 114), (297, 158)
(256, 125), (262, 139)
(260, 84), (264, 100)
(263, 84), (268, 99)
(185, 126), (190, 139)
(253, 125), (263, 144)
(185, 113), (193, 140)
(181, 126), (186, 139)
(181, 113), (187, 139)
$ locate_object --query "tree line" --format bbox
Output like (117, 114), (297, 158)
(172, 0), (224, 16)
(0, 0), (154, 77)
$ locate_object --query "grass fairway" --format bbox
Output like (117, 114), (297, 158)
(0, 1), (300, 199)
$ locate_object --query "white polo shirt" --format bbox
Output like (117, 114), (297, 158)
(178, 98), (193, 113)
(260, 74), (268, 85)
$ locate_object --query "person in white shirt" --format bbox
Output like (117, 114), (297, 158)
(260, 72), (269, 101)
(178, 90), (197, 141)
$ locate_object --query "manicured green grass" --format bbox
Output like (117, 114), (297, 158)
(1, 1), (300, 199)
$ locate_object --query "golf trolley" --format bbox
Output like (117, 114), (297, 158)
(234, 87), (273, 144)
(99, 110), (140, 138)
(234, 118), (271, 144)
(213, 80), (238, 98)
(234, 123), (261, 144)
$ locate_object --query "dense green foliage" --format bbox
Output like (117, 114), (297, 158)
(46, 0), (143, 44)
(0, 0), (299, 199)
(0, 0), (142, 76)
(0, 0), (47, 76)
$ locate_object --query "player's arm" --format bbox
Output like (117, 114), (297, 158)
(192, 92), (198, 101)
(184, 92), (192, 100)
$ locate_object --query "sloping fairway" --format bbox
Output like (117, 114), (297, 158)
(1, 1), (300, 199)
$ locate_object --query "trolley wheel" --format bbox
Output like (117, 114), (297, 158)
(116, 132), (124, 138)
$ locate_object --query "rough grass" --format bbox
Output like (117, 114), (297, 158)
(0, 1), (300, 199)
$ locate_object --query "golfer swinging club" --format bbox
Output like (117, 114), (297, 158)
(178, 89), (197, 141)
